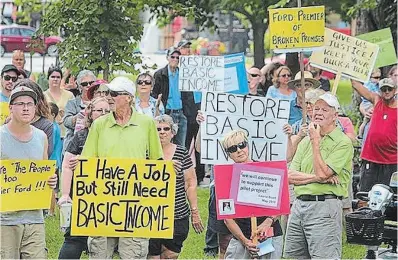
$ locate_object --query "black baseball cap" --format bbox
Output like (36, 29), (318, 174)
(1, 64), (21, 76)
(177, 40), (192, 48)
(167, 47), (181, 57)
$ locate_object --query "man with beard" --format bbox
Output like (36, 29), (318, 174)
(0, 65), (20, 102)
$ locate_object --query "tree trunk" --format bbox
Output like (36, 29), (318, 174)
(103, 40), (110, 81)
(251, 20), (266, 68)
(285, 53), (299, 76)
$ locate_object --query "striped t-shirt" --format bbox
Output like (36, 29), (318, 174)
(173, 145), (193, 219)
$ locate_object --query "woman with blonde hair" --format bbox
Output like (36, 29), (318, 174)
(57, 97), (110, 259)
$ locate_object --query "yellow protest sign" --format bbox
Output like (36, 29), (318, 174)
(268, 6), (325, 52)
(310, 28), (379, 82)
(71, 158), (176, 238)
(0, 102), (9, 125)
(0, 160), (55, 212)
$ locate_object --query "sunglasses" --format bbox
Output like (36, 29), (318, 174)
(371, 76), (381, 79)
(80, 81), (95, 87)
(170, 56), (180, 60)
(226, 141), (248, 153)
(279, 74), (291, 78)
(157, 127), (171, 132)
(92, 109), (110, 114)
(3, 75), (18, 82)
(250, 74), (260, 77)
(137, 80), (152, 85)
(110, 91), (130, 97)
(380, 86), (395, 93)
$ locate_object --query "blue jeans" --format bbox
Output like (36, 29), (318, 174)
(58, 227), (88, 259)
(167, 110), (187, 147)
(204, 185), (219, 253)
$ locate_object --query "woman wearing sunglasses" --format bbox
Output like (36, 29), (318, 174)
(135, 73), (164, 118)
(57, 97), (110, 259)
(221, 130), (283, 259)
(148, 114), (204, 259)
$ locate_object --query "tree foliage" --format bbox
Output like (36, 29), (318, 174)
(38, 0), (144, 80)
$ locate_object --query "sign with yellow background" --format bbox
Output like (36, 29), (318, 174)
(71, 158), (176, 238)
(268, 6), (325, 52)
(310, 28), (379, 82)
(0, 102), (9, 125)
(0, 160), (55, 212)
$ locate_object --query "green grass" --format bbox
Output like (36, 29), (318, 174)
(45, 188), (366, 259)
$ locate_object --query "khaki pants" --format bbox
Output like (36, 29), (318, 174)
(1, 224), (47, 259)
(88, 237), (149, 259)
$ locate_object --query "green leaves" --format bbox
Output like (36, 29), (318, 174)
(38, 0), (144, 80)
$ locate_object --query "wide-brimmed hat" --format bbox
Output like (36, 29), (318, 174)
(288, 71), (320, 89)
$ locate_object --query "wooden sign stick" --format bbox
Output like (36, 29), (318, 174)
(251, 216), (258, 244)
(299, 52), (308, 124)
(331, 70), (342, 96)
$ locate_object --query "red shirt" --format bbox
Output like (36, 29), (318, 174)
(361, 100), (398, 164)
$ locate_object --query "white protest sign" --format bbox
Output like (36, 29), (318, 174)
(237, 170), (282, 208)
(179, 55), (224, 92)
(200, 93), (290, 165)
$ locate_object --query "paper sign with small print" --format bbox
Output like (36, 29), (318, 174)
(71, 158), (176, 238)
(0, 160), (55, 212)
(179, 55), (224, 92)
(357, 28), (397, 68)
(310, 28), (379, 82)
(0, 102), (9, 125)
(268, 6), (325, 52)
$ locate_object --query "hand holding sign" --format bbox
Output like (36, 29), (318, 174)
(48, 174), (58, 189)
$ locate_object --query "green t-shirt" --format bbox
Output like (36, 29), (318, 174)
(289, 127), (354, 197)
(82, 111), (163, 160)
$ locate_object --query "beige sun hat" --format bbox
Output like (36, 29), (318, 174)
(288, 71), (321, 89)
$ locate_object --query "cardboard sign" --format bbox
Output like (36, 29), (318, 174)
(268, 6), (325, 52)
(71, 158), (176, 238)
(179, 55), (224, 92)
(310, 28), (379, 82)
(357, 28), (397, 68)
(215, 161), (290, 220)
(224, 53), (249, 94)
(200, 93), (290, 165)
(0, 160), (55, 212)
(0, 102), (9, 125)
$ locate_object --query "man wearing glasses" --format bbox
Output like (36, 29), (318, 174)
(153, 47), (189, 147)
(81, 76), (163, 259)
(0, 65), (20, 102)
(351, 78), (398, 192)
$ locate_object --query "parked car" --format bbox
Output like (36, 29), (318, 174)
(0, 24), (62, 57)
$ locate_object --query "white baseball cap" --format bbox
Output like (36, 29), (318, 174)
(106, 76), (136, 96)
(316, 93), (340, 110)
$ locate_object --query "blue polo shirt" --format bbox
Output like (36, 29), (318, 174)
(167, 67), (182, 110)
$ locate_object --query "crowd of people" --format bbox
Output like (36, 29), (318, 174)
(0, 39), (397, 259)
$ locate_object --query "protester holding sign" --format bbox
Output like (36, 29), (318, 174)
(285, 93), (353, 259)
(1, 64), (20, 102)
(221, 130), (283, 259)
(81, 76), (163, 259)
(0, 86), (57, 259)
(148, 115), (204, 259)
(135, 72), (164, 118)
(351, 78), (398, 192)
(57, 97), (111, 259)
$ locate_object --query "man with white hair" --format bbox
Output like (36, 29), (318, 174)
(284, 93), (354, 259)
(81, 76), (163, 259)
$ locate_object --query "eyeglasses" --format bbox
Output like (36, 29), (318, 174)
(226, 141), (248, 153)
(380, 86), (395, 93)
(250, 74), (260, 77)
(12, 101), (35, 108)
(137, 80), (152, 85)
(92, 108), (110, 114)
(170, 56), (180, 60)
(3, 75), (18, 82)
(279, 74), (291, 78)
(94, 90), (110, 96)
(110, 91), (130, 97)
(80, 81), (95, 87)
(157, 127), (171, 132)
